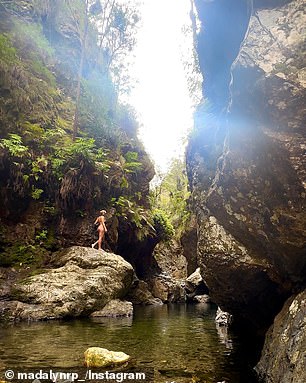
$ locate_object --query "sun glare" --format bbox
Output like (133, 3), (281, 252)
(129, 0), (195, 173)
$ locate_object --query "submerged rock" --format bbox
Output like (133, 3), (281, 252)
(255, 289), (306, 383)
(0, 247), (135, 321)
(90, 299), (133, 318)
(84, 347), (130, 367)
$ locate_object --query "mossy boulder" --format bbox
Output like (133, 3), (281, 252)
(84, 347), (130, 368)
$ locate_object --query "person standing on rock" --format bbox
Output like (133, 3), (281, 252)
(92, 210), (107, 250)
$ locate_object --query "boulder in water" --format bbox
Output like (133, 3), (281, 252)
(148, 274), (186, 303)
(215, 307), (233, 326)
(185, 268), (209, 301)
(90, 299), (133, 317)
(84, 347), (130, 367)
(194, 294), (210, 303)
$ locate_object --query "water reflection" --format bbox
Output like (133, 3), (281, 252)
(90, 316), (133, 328)
(216, 325), (233, 350)
(0, 304), (257, 383)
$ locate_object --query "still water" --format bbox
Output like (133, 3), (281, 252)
(0, 303), (258, 383)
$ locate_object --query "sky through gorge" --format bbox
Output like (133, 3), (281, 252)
(127, 0), (197, 173)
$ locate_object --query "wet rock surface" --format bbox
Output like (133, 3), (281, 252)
(0, 246), (135, 321)
(194, 294), (210, 304)
(215, 307), (233, 327)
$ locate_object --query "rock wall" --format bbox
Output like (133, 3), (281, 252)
(187, 0), (306, 333)
(152, 240), (188, 280)
(255, 288), (306, 383)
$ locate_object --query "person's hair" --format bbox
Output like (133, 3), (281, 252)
(100, 210), (106, 215)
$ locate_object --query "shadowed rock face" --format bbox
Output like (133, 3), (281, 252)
(187, 0), (306, 332)
(255, 289), (306, 383)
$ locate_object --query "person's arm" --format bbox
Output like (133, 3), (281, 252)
(94, 217), (99, 225)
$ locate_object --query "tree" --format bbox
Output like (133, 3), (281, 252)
(64, 0), (139, 139)
(96, 0), (139, 92)
(150, 158), (191, 238)
(64, 0), (90, 140)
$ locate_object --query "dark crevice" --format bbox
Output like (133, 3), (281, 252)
(194, 0), (251, 113)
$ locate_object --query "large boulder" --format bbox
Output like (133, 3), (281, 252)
(148, 274), (186, 303)
(152, 240), (187, 279)
(1, 247), (135, 320)
(255, 289), (306, 383)
(185, 268), (209, 301)
(127, 280), (163, 306)
(90, 299), (133, 318)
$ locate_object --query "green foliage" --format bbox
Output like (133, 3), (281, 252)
(49, 137), (111, 180)
(112, 196), (155, 240)
(30, 57), (56, 86)
(0, 243), (44, 267)
(0, 134), (49, 200)
(35, 229), (48, 242)
(150, 158), (190, 238)
(123, 151), (142, 173)
(116, 104), (138, 137)
(31, 187), (44, 200)
(66, 137), (95, 157)
(35, 227), (58, 251)
(79, 72), (117, 139)
(22, 122), (45, 142)
(11, 20), (56, 85)
(0, 0), (153, 257)
(153, 209), (175, 242)
(0, 34), (17, 65)
(14, 21), (54, 59)
(0, 134), (29, 157)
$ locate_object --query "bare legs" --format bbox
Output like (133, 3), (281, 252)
(92, 229), (105, 250)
